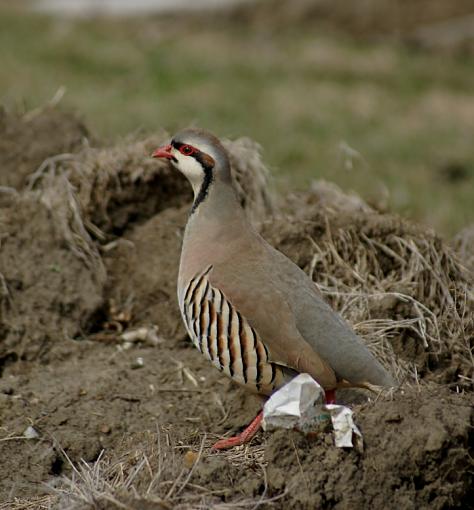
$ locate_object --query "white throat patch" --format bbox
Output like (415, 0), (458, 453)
(171, 149), (205, 195)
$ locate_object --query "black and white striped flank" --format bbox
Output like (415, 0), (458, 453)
(180, 267), (284, 395)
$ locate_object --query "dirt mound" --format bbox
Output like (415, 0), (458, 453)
(102, 205), (188, 341)
(0, 107), (89, 190)
(265, 388), (473, 509)
(0, 191), (105, 366)
(5, 374), (470, 509)
(0, 108), (472, 509)
(0, 107), (100, 368)
(31, 136), (191, 237)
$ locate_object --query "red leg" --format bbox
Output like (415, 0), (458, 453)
(211, 411), (263, 450)
(325, 389), (336, 405)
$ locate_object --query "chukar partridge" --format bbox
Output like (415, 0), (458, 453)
(152, 129), (395, 449)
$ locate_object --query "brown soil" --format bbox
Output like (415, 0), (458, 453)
(0, 109), (472, 509)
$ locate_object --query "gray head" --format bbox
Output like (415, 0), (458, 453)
(152, 128), (232, 194)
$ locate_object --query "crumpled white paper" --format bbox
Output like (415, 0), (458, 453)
(262, 373), (329, 433)
(325, 404), (362, 448)
(262, 373), (363, 448)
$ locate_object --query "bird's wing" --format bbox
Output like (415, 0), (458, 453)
(268, 245), (396, 387)
(208, 262), (338, 389)
(292, 286), (395, 387)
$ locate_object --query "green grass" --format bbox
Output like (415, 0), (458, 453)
(1, 5), (473, 235)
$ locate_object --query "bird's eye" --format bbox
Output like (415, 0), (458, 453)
(180, 145), (195, 156)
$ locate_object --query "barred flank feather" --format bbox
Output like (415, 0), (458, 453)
(180, 267), (284, 395)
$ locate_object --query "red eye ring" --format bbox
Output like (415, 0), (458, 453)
(179, 144), (195, 156)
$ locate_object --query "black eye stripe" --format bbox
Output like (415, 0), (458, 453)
(171, 141), (214, 171)
(172, 141), (198, 153)
(171, 140), (184, 150)
(172, 141), (193, 155)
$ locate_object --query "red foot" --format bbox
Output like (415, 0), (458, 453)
(211, 411), (263, 450)
(325, 389), (336, 405)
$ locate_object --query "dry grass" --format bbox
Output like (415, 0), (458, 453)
(26, 133), (182, 234)
(26, 130), (274, 240)
(39, 173), (106, 279)
(0, 496), (55, 510)
(42, 429), (283, 510)
(280, 183), (474, 387)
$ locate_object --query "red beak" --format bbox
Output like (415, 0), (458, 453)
(152, 144), (174, 160)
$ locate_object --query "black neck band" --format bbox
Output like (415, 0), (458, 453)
(191, 167), (213, 214)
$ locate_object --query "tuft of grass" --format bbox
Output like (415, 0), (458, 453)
(46, 429), (283, 510)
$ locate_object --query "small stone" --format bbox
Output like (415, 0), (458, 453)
(23, 426), (40, 439)
(324, 433), (333, 446)
(131, 357), (144, 369)
(100, 424), (111, 434)
(183, 450), (199, 469)
(385, 412), (403, 423)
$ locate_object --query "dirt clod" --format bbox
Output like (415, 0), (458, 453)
(264, 388), (473, 509)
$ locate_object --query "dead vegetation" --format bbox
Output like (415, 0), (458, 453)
(26, 131), (273, 238)
(47, 430), (282, 510)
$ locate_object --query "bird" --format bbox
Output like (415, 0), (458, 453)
(152, 128), (395, 450)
